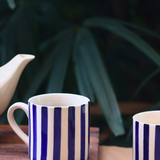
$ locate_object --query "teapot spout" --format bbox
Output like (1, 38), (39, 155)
(0, 54), (35, 115)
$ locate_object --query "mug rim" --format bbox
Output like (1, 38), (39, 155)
(132, 110), (160, 126)
(28, 93), (90, 108)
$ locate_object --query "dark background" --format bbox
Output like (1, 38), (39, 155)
(1, 0), (160, 147)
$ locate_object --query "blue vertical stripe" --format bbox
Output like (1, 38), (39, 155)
(88, 102), (90, 159)
(53, 107), (61, 160)
(41, 107), (48, 160)
(81, 104), (86, 160)
(135, 121), (139, 160)
(68, 106), (75, 160)
(143, 124), (149, 160)
(155, 125), (160, 160)
(29, 102), (31, 159)
(32, 104), (37, 160)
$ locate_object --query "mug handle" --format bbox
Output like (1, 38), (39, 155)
(7, 102), (29, 147)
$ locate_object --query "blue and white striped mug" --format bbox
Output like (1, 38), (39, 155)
(133, 111), (160, 160)
(7, 93), (90, 160)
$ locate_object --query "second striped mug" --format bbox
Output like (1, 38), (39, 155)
(7, 93), (90, 160)
(133, 111), (160, 160)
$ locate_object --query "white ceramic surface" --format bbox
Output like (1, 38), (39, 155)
(7, 93), (90, 160)
(0, 54), (35, 115)
(133, 111), (160, 160)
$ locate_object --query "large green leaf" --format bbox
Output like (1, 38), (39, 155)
(74, 27), (124, 135)
(107, 18), (160, 40)
(6, 0), (16, 10)
(73, 44), (95, 102)
(84, 17), (160, 67)
(46, 33), (74, 93)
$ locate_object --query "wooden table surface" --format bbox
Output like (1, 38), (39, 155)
(98, 146), (132, 160)
(0, 125), (99, 160)
(0, 125), (132, 160)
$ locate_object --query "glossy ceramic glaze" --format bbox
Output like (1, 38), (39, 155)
(133, 111), (160, 160)
(0, 54), (35, 115)
(7, 93), (90, 160)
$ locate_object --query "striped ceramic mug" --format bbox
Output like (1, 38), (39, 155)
(133, 111), (160, 160)
(7, 93), (90, 160)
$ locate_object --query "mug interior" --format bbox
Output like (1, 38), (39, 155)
(133, 111), (160, 125)
(29, 93), (90, 107)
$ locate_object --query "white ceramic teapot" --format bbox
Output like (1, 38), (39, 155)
(0, 54), (35, 115)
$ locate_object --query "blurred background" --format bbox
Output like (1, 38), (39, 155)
(1, 0), (160, 147)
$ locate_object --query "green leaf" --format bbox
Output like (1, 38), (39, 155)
(107, 18), (160, 40)
(84, 17), (160, 67)
(46, 34), (74, 93)
(73, 45), (95, 102)
(75, 27), (124, 135)
(6, 0), (16, 10)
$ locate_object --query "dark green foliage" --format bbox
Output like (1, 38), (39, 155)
(1, 0), (160, 138)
